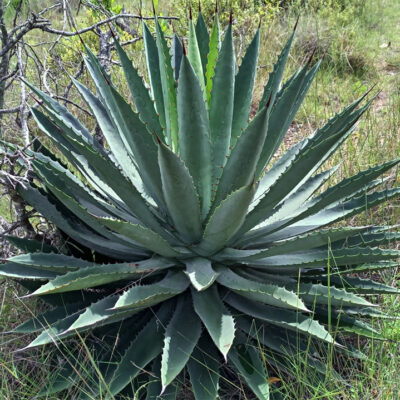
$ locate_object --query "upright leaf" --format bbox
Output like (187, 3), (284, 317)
(231, 28), (260, 143)
(229, 333), (270, 400)
(155, 18), (179, 150)
(113, 38), (164, 138)
(158, 143), (202, 243)
(161, 296), (202, 390)
(192, 285), (235, 360)
(178, 55), (212, 218)
(187, 334), (220, 400)
(188, 14), (206, 91)
(209, 24), (235, 181)
(205, 14), (220, 104)
(200, 185), (254, 255)
(212, 106), (270, 209)
(195, 11), (210, 76)
(143, 21), (166, 130)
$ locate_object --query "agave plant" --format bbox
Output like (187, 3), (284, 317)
(1, 9), (400, 400)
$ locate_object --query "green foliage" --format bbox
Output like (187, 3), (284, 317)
(1, 9), (400, 400)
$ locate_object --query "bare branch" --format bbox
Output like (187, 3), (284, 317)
(0, 106), (20, 115)
(38, 13), (178, 37)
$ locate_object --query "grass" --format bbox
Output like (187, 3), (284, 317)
(1, 0), (400, 398)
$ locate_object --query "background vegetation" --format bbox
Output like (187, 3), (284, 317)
(1, 0), (400, 398)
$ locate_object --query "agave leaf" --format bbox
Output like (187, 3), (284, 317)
(243, 102), (371, 233)
(158, 143), (202, 242)
(33, 162), (148, 251)
(143, 21), (166, 130)
(13, 302), (86, 334)
(192, 285), (235, 360)
(255, 60), (321, 178)
(228, 332), (270, 400)
(245, 247), (399, 271)
(18, 184), (137, 260)
(25, 309), (85, 348)
(195, 12), (210, 76)
(184, 258), (219, 291)
(209, 23), (235, 181)
(84, 46), (165, 208)
(155, 17), (178, 150)
(77, 315), (153, 400)
(205, 13), (220, 104)
(72, 78), (139, 183)
(326, 261), (398, 276)
(171, 34), (183, 81)
(31, 109), (166, 237)
(248, 160), (400, 244)
(161, 295), (202, 390)
(97, 217), (180, 258)
(146, 357), (182, 400)
(212, 105), (270, 210)
(177, 55), (212, 218)
(335, 231), (400, 248)
(188, 15), (205, 90)
(237, 318), (338, 381)
(5, 235), (57, 254)
(0, 262), (58, 280)
(31, 153), (141, 226)
(113, 38), (163, 138)
(236, 316), (310, 356)
(216, 266), (308, 311)
(64, 295), (140, 335)
(113, 271), (189, 311)
(225, 292), (333, 343)
(247, 165), (339, 233)
(224, 227), (366, 260)
(22, 79), (103, 155)
(264, 188), (400, 242)
(231, 28), (260, 143)
(187, 334), (220, 400)
(30, 258), (174, 296)
(275, 160), (400, 233)
(252, 140), (305, 207)
(315, 307), (384, 339)
(8, 252), (92, 271)
(107, 302), (174, 395)
(322, 275), (400, 294)
(341, 307), (391, 319)
(258, 26), (296, 111)
(199, 185), (254, 255)
(289, 282), (373, 308)
(30, 107), (121, 203)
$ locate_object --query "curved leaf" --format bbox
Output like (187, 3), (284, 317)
(158, 143), (202, 242)
(192, 285), (235, 360)
(178, 55), (212, 218)
(185, 258), (219, 291)
(161, 296), (202, 390)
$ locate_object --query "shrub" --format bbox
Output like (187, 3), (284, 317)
(1, 9), (399, 400)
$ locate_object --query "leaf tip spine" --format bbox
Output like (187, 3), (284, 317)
(229, 9), (233, 24)
(308, 47), (317, 65)
(189, 5), (193, 20)
(265, 93), (272, 109)
(182, 39), (187, 55)
(155, 134), (162, 145)
(294, 15), (300, 32)
(107, 22), (116, 39)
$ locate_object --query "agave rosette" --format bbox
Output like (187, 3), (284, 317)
(1, 10), (400, 400)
